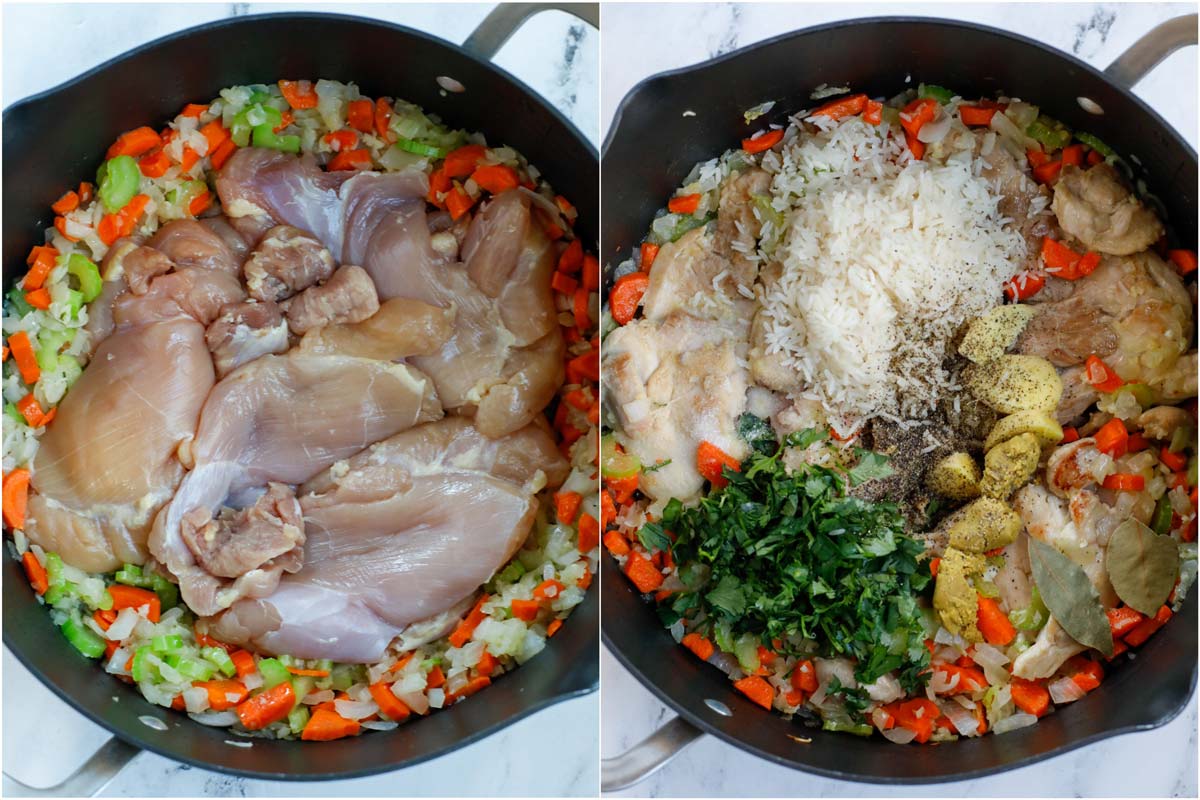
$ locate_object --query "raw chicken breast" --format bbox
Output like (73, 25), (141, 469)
(209, 418), (567, 661)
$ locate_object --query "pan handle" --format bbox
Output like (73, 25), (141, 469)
(600, 715), (705, 793)
(1104, 13), (1197, 89)
(2, 736), (139, 797)
(462, 2), (599, 61)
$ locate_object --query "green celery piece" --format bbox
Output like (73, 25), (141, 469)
(65, 289), (85, 320)
(287, 704), (310, 736)
(1152, 495), (1174, 537)
(600, 434), (641, 478)
(203, 646), (237, 678)
(66, 254), (102, 303)
(290, 675), (316, 701)
(150, 574), (179, 610)
(62, 616), (107, 658)
(1026, 116), (1072, 151)
(251, 124), (301, 153)
(98, 155), (140, 213)
(36, 329), (71, 372)
(44, 552), (66, 587)
(166, 654), (215, 681)
(1074, 132), (1115, 158)
(257, 657), (291, 689)
(7, 285), (33, 316)
(151, 634), (184, 654)
(496, 560), (526, 583)
(43, 583), (70, 606)
(114, 564), (143, 585)
(918, 83), (955, 104)
(131, 647), (154, 683)
(393, 138), (446, 158)
(822, 719), (874, 736)
(4, 403), (24, 428)
(330, 663), (356, 691)
(1008, 586), (1049, 631)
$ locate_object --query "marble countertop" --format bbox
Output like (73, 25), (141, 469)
(1, 3), (597, 797)
(601, 2), (1198, 797)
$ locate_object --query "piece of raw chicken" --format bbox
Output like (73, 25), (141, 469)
(149, 350), (443, 615)
(603, 312), (750, 504)
(207, 417), (568, 662)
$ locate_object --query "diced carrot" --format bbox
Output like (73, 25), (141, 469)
(640, 242), (660, 271)
(16, 394), (45, 426)
(533, 579), (565, 602)
(78, 181), (94, 203)
(577, 565), (593, 590)
(790, 660), (819, 693)
(1124, 605), (1172, 647)
(449, 594), (490, 648)
(696, 440), (740, 489)
(24, 289), (50, 311)
(197, 679), (248, 710)
(8, 332), (39, 384)
(742, 128), (783, 154)
(904, 129), (925, 160)
(607, 473), (638, 505)
(863, 99), (883, 125)
(511, 598), (540, 622)
(578, 512), (600, 553)
(1168, 249), (1198, 275)
(199, 120), (229, 154)
(52, 190), (80, 215)
(547, 618), (564, 637)
(1004, 271), (1046, 301)
(559, 238), (584, 274)
(97, 214), (122, 246)
(609, 272), (649, 326)
(119, 195), (150, 236)
(301, 707), (359, 740)
(188, 192), (211, 217)
(171, 694), (186, 711)
(899, 98), (938, 137)
(810, 93), (868, 121)
(886, 699), (936, 743)
(451, 675), (492, 701)
(550, 271), (577, 296)
(573, 287), (591, 331)
(374, 97), (395, 142)
(445, 186), (474, 220)
(278, 79), (319, 109)
(439, 144), (487, 179)
(107, 126), (162, 159)
(932, 663), (989, 694)
(1010, 676), (1051, 717)
(54, 216), (78, 242)
(733, 675), (775, 710)
(94, 609), (117, 630)
(229, 650), (256, 678)
(425, 665), (446, 689)
(681, 632), (714, 661)
(554, 491), (583, 525)
(22, 551), (48, 594)
(346, 99), (375, 133)
(1158, 446), (1186, 473)
(1126, 433), (1150, 453)
(977, 595), (1017, 646)
(24, 245), (58, 290)
(476, 649), (499, 677)
(180, 103), (208, 118)
(180, 147), (200, 173)
(286, 667), (331, 677)
(959, 104), (998, 126)
(327, 148), (372, 172)
(210, 138), (238, 171)
(623, 551), (664, 593)
(1061, 144), (1085, 167)
(369, 682), (411, 721)
(1061, 426), (1080, 443)
(107, 585), (161, 622)
(138, 148), (170, 178)
(237, 681), (296, 730)
(387, 652), (417, 674)
(599, 489), (617, 529)
(603, 529), (630, 557)
(1093, 417), (1129, 457)
(667, 193), (701, 215)
(471, 164), (520, 195)
(273, 110), (294, 133)
(39, 407), (56, 426)
(1033, 160), (1063, 184)
(1102, 473), (1144, 491)
(1068, 658), (1104, 693)
(1087, 148), (1104, 166)
(1026, 148), (1050, 168)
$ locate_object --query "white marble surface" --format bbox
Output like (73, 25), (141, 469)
(1, 3), (598, 797)
(601, 3), (1198, 797)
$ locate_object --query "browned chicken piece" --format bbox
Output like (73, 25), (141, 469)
(1054, 365), (1099, 424)
(179, 482), (305, 579)
(981, 146), (1058, 272)
(716, 167), (771, 273)
(243, 225), (336, 302)
(1051, 163), (1164, 255)
(146, 219), (243, 274)
(122, 246), (174, 295)
(299, 296), (453, 360)
(286, 264), (380, 334)
(1136, 405), (1193, 440)
(205, 300), (290, 377)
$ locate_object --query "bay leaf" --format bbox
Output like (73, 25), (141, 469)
(1027, 537), (1113, 656)
(1106, 519), (1180, 615)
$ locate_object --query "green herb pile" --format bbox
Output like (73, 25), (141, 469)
(647, 417), (934, 691)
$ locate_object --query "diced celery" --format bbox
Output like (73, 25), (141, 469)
(251, 124), (301, 153)
(36, 329), (71, 372)
(114, 564), (143, 585)
(98, 155), (140, 213)
(165, 654), (215, 681)
(7, 285), (33, 316)
(822, 719), (873, 736)
(44, 552), (66, 588)
(1075, 132), (1115, 158)
(151, 634), (185, 654)
(496, 560), (526, 584)
(150, 574), (179, 610)
(314, 659), (334, 673)
(62, 615), (107, 658)
(600, 434), (641, 479)
(1152, 495), (1174, 536)
(1008, 587), (1049, 631)
(330, 663), (356, 691)
(393, 138), (446, 158)
(257, 657), (290, 689)
(131, 647), (154, 683)
(1026, 116), (1072, 151)
(733, 633), (760, 673)
(917, 83), (955, 104)
(66, 254), (102, 303)
(203, 646), (237, 678)
(65, 289), (85, 320)
(290, 675), (316, 701)
(287, 704), (310, 736)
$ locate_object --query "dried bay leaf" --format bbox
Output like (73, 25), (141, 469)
(1106, 519), (1180, 615)
(1028, 537), (1113, 656)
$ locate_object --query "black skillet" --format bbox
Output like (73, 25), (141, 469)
(601, 15), (1198, 789)
(2, 5), (598, 793)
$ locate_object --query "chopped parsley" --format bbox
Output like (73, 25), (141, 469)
(663, 427), (932, 691)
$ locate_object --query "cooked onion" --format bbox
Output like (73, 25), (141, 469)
(334, 699), (379, 720)
(917, 111), (952, 143)
(972, 643), (1011, 686)
(1049, 676), (1086, 704)
(105, 608), (141, 641)
(881, 726), (917, 744)
(302, 689), (334, 705)
(992, 711), (1038, 734)
(928, 669), (960, 694)
(397, 690), (430, 715)
(242, 672), (264, 691)
(361, 720), (399, 732)
(189, 710), (238, 727)
(937, 698), (979, 737)
(183, 686), (211, 714)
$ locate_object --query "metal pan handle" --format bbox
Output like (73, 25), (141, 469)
(3, 736), (139, 797)
(462, 2), (599, 61)
(601, 715), (705, 793)
(1105, 13), (1197, 89)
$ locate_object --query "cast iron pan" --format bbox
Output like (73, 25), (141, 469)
(601, 15), (1198, 788)
(2, 6), (598, 791)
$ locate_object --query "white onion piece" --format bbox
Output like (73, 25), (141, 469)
(242, 672), (264, 691)
(446, 671), (470, 696)
(189, 710), (238, 727)
(427, 689), (446, 709)
(334, 699), (379, 721)
(917, 112), (952, 143)
(106, 647), (132, 675)
(881, 726), (917, 744)
(303, 689), (335, 705)
(361, 720), (399, 732)
(992, 711), (1038, 734)
(346, 683), (371, 703)
(1048, 677), (1086, 704)
(937, 699), (979, 737)
(707, 651), (743, 679)
(980, 131), (997, 156)
(972, 643), (1012, 686)
(183, 687), (211, 714)
(397, 690), (430, 715)
(871, 707), (892, 730)
(928, 669), (960, 694)
(105, 608), (141, 641)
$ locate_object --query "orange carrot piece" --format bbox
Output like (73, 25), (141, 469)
(4, 469), (31, 530)
(229, 650), (256, 678)
(449, 594), (490, 648)
(1124, 605), (1172, 647)
(278, 79), (319, 109)
(180, 146), (200, 173)
(511, 599), (540, 622)
(138, 148), (171, 178)
(667, 193), (701, 214)
(1094, 417), (1129, 457)
(52, 190), (80, 215)
(959, 104), (998, 126)
(8, 331), (39, 384)
(547, 618), (564, 637)
(977, 595), (1017, 646)
(237, 681), (296, 730)
(445, 186), (474, 220)
(199, 120), (230, 154)
(210, 138), (237, 171)
(286, 666), (331, 677)
(374, 97), (395, 142)
(681, 632), (714, 661)
(609, 272), (649, 326)
(107, 585), (161, 622)
(533, 579), (565, 602)
(578, 512), (600, 553)
(369, 682), (411, 721)
(554, 491), (583, 525)
(1010, 677), (1050, 717)
(22, 551), (48, 594)
(323, 129), (359, 152)
(603, 530), (630, 557)
(188, 192), (212, 217)
(471, 164), (520, 195)
(733, 675), (775, 709)
(863, 99), (883, 125)
(107, 126), (162, 159)
(180, 103), (209, 118)
(443, 145), (489, 180)
(640, 242), (659, 271)
(328, 148), (372, 171)
(197, 679), (249, 710)
(558, 238), (584, 274)
(16, 393), (45, 426)
(696, 440), (740, 489)
(24, 245), (59, 290)
(1168, 249), (1197, 275)
(623, 551), (664, 593)
(24, 289), (51, 311)
(742, 128), (783, 154)
(810, 93), (868, 121)
(301, 707), (359, 740)
(346, 99), (375, 132)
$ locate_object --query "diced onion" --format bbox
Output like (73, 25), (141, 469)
(917, 112), (952, 143)
(183, 687), (211, 714)
(881, 726), (917, 744)
(242, 672), (264, 691)
(189, 710), (238, 727)
(361, 720), (400, 732)
(303, 689), (334, 705)
(428, 688), (446, 709)
(396, 690), (430, 715)
(334, 699), (379, 721)
(937, 699), (979, 737)
(1048, 676), (1086, 704)
(992, 711), (1038, 734)
(105, 608), (141, 641)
